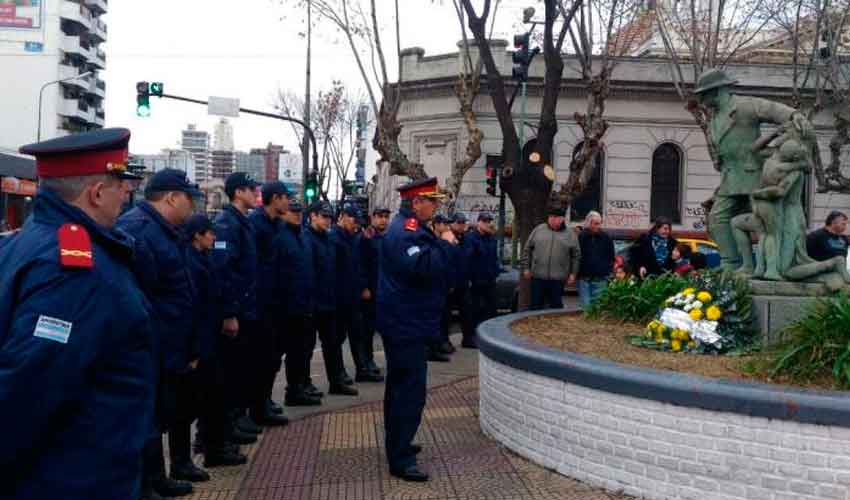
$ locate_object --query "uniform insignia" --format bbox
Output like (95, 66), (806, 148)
(58, 223), (93, 269)
(404, 218), (418, 232)
(33, 315), (73, 344)
(407, 246), (421, 256)
(214, 241), (227, 250)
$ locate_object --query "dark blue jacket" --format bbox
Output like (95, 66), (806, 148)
(117, 202), (196, 373)
(304, 225), (336, 312)
(275, 222), (315, 316)
(464, 229), (500, 286)
(0, 189), (154, 500)
(376, 208), (452, 345)
(578, 230), (615, 279)
(358, 228), (384, 295)
(330, 227), (365, 309)
(212, 205), (258, 320)
(248, 208), (281, 313)
(185, 246), (220, 361)
(451, 230), (470, 290)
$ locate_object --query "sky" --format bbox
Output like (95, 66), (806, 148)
(104, 0), (533, 156)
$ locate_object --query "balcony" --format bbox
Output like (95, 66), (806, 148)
(60, 1), (93, 31)
(93, 112), (105, 127)
(85, 0), (107, 15)
(61, 34), (92, 60)
(90, 48), (106, 69)
(91, 18), (107, 42)
(86, 78), (106, 98)
(58, 65), (90, 91)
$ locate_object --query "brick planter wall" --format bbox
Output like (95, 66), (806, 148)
(477, 310), (850, 500)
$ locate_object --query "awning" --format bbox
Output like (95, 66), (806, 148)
(0, 153), (36, 180)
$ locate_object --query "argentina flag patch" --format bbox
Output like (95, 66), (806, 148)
(33, 315), (73, 344)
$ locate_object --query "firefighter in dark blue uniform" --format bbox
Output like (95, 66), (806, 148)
(378, 177), (455, 482)
(358, 207), (390, 379)
(274, 200), (323, 406)
(183, 214), (248, 467)
(211, 172), (267, 440)
(462, 212), (500, 348)
(247, 181), (291, 425)
(304, 201), (358, 395)
(117, 168), (204, 498)
(0, 129), (155, 500)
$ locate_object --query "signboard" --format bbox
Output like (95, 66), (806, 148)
(208, 96), (240, 118)
(1, 176), (37, 196)
(605, 200), (650, 228)
(0, 1), (43, 30)
(23, 40), (41, 52)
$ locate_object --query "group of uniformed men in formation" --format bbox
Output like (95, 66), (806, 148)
(0, 128), (502, 500)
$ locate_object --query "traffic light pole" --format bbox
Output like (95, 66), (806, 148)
(153, 93), (320, 177)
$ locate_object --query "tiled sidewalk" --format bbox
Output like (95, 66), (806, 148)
(182, 377), (629, 500)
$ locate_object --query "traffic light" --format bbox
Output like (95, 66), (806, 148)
(136, 81), (150, 117)
(149, 82), (164, 97)
(512, 33), (530, 81)
(305, 171), (318, 203)
(486, 167), (498, 197)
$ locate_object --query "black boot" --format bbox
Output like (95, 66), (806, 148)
(328, 383), (359, 396)
(236, 414), (262, 435)
(305, 382), (324, 397)
(426, 347), (450, 362)
(170, 462), (210, 483)
(285, 387), (322, 406)
(152, 476), (193, 497)
(251, 407), (289, 427)
(204, 447), (248, 467)
(267, 399), (284, 415)
(229, 427), (257, 445)
(355, 371), (385, 382)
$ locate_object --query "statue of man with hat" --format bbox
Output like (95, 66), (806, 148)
(694, 68), (814, 270)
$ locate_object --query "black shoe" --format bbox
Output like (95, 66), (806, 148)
(204, 448), (248, 467)
(139, 490), (171, 500)
(427, 350), (450, 362)
(437, 342), (455, 354)
(267, 399), (284, 415)
(461, 338), (478, 349)
(253, 411), (289, 427)
(355, 371), (385, 383)
(285, 392), (323, 407)
(367, 362), (382, 376)
(170, 462), (210, 483)
(229, 428), (257, 445)
(410, 444), (423, 455)
(236, 414), (262, 435)
(305, 383), (324, 398)
(152, 476), (193, 497)
(339, 373), (355, 386)
(390, 465), (429, 482)
(328, 384), (359, 396)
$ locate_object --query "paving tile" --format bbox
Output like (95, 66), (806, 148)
(381, 477), (457, 500)
(449, 472), (532, 499)
(309, 480), (383, 500)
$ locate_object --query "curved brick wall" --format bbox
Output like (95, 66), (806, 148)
(478, 310), (850, 500)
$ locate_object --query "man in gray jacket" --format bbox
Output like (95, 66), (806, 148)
(521, 206), (580, 310)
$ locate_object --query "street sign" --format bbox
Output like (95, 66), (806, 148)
(208, 96), (240, 118)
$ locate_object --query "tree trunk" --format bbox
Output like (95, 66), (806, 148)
(373, 103), (428, 180)
(445, 75), (484, 211)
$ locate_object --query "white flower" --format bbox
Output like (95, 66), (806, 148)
(692, 300), (703, 309)
(684, 303), (693, 311)
(686, 294), (695, 301)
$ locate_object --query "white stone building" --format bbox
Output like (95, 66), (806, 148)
(376, 42), (850, 232)
(0, 0), (108, 153)
(181, 124), (210, 184)
(133, 149), (195, 178)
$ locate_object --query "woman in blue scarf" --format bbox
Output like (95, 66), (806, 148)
(629, 216), (678, 279)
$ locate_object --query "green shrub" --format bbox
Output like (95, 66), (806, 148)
(586, 273), (688, 323)
(768, 292), (850, 387)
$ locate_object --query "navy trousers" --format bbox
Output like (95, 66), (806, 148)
(530, 278), (564, 310)
(382, 339), (427, 472)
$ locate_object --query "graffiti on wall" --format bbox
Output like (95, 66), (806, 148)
(685, 205), (707, 230)
(605, 200), (649, 228)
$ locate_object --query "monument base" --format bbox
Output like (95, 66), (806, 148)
(750, 279), (838, 345)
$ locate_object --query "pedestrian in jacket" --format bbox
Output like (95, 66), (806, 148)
(117, 169), (204, 497)
(0, 129), (154, 500)
(462, 213), (500, 348)
(807, 211), (849, 262)
(358, 207), (391, 379)
(211, 173), (264, 441)
(521, 206), (580, 310)
(275, 201), (323, 406)
(577, 211), (615, 308)
(304, 201), (357, 395)
(440, 213), (470, 349)
(183, 214), (247, 468)
(378, 178), (455, 482)
(247, 181), (291, 426)
(630, 216), (678, 279)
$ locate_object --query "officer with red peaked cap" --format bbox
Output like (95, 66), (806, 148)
(376, 177), (457, 482)
(0, 128), (155, 499)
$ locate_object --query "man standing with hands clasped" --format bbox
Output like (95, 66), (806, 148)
(521, 205), (580, 310)
(378, 177), (455, 482)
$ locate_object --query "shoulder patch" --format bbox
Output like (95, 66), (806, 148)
(214, 241), (228, 250)
(58, 223), (93, 269)
(404, 218), (419, 232)
(34, 315), (73, 344)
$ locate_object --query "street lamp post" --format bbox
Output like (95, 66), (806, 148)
(37, 70), (93, 141)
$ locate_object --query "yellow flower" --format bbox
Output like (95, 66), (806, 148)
(680, 330), (691, 342)
(648, 320), (660, 330)
(672, 329), (685, 340)
(654, 334), (664, 344)
(687, 341), (697, 349)
(689, 308), (703, 321)
(683, 288), (696, 296)
(671, 339), (682, 352)
(697, 291), (712, 303)
(706, 305), (722, 321)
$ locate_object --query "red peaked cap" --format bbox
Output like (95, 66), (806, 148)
(19, 128), (140, 179)
(397, 177), (446, 200)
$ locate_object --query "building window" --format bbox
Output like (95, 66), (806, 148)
(650, 143), (682, 223)
(569, 142), (604, 222)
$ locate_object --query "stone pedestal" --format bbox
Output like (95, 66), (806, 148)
(750, 280), (832, 346)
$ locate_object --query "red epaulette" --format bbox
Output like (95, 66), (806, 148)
(58, 223), (94, 269)
(404, 218), (418, 232)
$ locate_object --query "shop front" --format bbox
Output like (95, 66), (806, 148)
(0, 153), (37, 230)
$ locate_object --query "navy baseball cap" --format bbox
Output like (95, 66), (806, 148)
(288, 200), (303, 212)
(307, 201), (334, 217)
(433, 214), (450, 224)
(340, 205), (361, 218)
(184, 213), (214, 236)
(145, 168), (202, 198)
(478, 212), (494, 222)
(261, 180), (291, 200)
(372, 207), (391, 215)
(225, 172), (259, 197)
(451, 213), (468, 223)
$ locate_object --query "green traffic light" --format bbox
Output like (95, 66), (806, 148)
(305, 187), (316, 198)
(137, 104), (151, 117)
